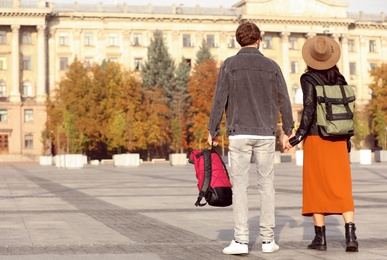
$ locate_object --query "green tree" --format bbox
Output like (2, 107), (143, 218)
(141, 30), (175, 100)
(170, 58), (191, 152)
(140, 30), (175, 158)
(195, 39), (214, 65)
(368, 63), (387, 149)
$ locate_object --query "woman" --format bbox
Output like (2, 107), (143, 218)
(287, 36), (358, 252)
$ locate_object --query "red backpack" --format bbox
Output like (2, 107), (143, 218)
(189, 149), (232, 207)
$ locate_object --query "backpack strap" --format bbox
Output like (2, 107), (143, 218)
(195, 149), (212, 207)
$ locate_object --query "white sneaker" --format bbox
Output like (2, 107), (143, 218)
(223, 240), (248, 255)
(262, 240), (279, 253)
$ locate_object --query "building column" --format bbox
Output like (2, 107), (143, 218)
(10, 24), (20, 102)
(97, 30), (106, 62)
(122, 30), (131, 68)
(381, 37), (387, 61)
(73, 29), (81, 59)
(340, 34), (350, 81)
(171, 31), (180, 59)
(38, 0), (46, 8)
(280, 32), (290, 87)
(359, 36), (368, 103)
(13, 0), (20, 8)
(36, 25), (47, 102)
(48, 29), (56, 96)
(332, 34), (342, 71)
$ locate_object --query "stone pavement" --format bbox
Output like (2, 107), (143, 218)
(0, 160), (386, 260)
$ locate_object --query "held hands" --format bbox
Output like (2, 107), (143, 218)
(207, 132), (219, 146)
(283, 133), (293, 152)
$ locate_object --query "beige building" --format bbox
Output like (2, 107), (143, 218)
(0, 0), (386, 160)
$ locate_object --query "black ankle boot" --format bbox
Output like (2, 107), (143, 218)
(307, 225), (327, 251)
(345, 222), (358, 252)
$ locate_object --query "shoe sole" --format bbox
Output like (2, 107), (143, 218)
(223, 251), (248, 255)
(346, 246), (358, 252)
(262, 249), (279, 253)
(307, 245), (327, 251)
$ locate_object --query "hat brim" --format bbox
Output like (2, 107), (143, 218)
(302, 36), (341, 70)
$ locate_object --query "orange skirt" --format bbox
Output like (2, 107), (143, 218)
(302, 135), (354, 216)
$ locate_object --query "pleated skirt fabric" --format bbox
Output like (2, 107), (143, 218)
(302, 135), (354, 216)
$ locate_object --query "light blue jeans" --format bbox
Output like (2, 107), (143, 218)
(229, 138), (276, 243)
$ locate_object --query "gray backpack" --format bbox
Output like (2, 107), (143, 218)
(304, 73), (355, 139)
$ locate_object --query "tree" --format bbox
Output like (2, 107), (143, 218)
(352, 109), (370, 150)
(133, 86), (169, 160)
(140, 30), (175, 158)
(195, 39), (214, 65)
(170, 58), (191, 152)
(46, 59), (143, 157)
(188, 59), (219, 150)
(367, 63), (387, 149)
(46, 58), (91, 154)
(141, 30), (175, 100)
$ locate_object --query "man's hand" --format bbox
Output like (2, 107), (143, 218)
(283, 133), (292, 152)
(207, 132), (219, 146)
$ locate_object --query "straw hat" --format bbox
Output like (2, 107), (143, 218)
(302, 36), (341, 70)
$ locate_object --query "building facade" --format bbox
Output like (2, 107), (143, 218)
(0, 0), (386, 160)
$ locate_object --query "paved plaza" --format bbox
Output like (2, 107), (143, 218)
(0, 160), (386, 260)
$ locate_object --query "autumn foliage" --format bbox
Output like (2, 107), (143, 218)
(46, 34), (223, 160)
(367, 63), (387, 149)
(188, 60), (219, 150)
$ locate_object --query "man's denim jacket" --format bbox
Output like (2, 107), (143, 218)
(208, 47), (294, 138)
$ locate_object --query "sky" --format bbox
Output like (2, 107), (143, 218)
(51, 0), (386, 14)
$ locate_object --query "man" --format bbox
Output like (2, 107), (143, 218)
(207, 22), (294, 255)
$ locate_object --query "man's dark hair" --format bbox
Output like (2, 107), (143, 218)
(236, 22), (261, 47)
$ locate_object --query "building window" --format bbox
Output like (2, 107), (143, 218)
(182, 34), (191, 47)
(370, 63), (377, 71)
(291, 61), (299, 74)
(60, 57), (68, 70)
(0, 134), (8, 152)
(0, 56), (6, 70)
(0, 31), (6, 44)
(228, 35), (236, 48)
(369, 40), (377, 52)
(0, 110), (7, 122)
(263, 36), (273, 49)
(348, 39), (355, 52)
(0, 81), (6, 97)
(84, 57), (93, 68)
(206, 35), (215, 48)
(133, 33), (142, 46)
(22, 31), (32, 44)
(24, 134), (33, 149)
(109, 33), (119, 46)
(134, 58), (142, 71)
(289, 36), (298, 50)
(22, 56), (31, 70)
(22, 81), (33, 97)
(184, 58), (192, 67)
(84, 32), (93, 46)
(24, 109), (33, 123)
(349, 62), (356, 75)
(59, 32), (68, 46)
